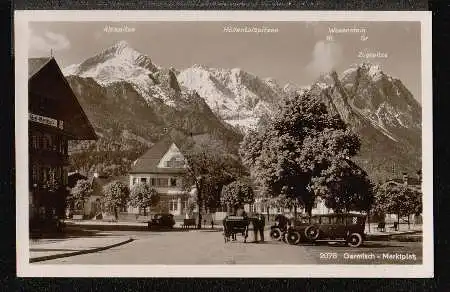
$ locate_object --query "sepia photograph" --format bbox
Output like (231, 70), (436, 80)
(15, 11), (433, 277)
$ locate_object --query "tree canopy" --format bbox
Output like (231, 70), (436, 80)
(373, 182), (422, 223)
(69, 179), (93, 210)
(240, 90), (371, 215)
(129, 182), (160, 216)
(220, 180), (255, 210)
(311, 158), (374, 213)
(102, 180), (130, 220)
(181, 135), (246, 227)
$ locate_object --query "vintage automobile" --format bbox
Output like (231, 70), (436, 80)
(285, 213), (367, 247)
(147, 213), (176, 230)
(269, 214), (290, 241)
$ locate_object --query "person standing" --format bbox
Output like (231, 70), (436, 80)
(252, 214), (260, 242)
(258, 213), (265, 242)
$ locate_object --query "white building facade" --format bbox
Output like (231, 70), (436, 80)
(128, 141), (189, 216)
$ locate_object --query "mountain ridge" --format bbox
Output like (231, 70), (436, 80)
(63, 40), (421, 182)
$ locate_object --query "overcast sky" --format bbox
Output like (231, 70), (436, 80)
(29, 21), (422, 101)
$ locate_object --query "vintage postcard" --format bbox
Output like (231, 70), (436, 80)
(15, 11), (433, 277)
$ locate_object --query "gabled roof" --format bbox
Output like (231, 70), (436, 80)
(28, 57), (97, 140)
(29, 57), (53, 78)
(129, 137), (187, 174)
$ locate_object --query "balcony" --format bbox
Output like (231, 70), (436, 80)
(29, 148), (69, 165)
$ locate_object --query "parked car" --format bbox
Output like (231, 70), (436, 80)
(269, 214), (290, 241)
(147, 213), (176, 230)
(285, 213), (366, 247)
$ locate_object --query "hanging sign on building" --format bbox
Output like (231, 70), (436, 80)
(29, 113), (63, 129)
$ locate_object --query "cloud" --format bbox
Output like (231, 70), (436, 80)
(30, 31), (70, 54)
(306, 41), (343, 76)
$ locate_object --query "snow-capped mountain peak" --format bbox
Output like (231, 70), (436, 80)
(63, 40), (158, 84)
(177, 64), (298, 129)
(63, 41), (189, 107)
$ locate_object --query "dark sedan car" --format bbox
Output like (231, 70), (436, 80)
(285, 213), (367, 247)
(147, 213), (176, 230)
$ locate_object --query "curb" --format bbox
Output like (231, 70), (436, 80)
(30, 238), (134, 263)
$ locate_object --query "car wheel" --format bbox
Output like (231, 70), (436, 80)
(270, 228), (282, 241)
(347, 233), (363, 247)
(304, 225), (320, 241)
(286, 231), (301, 245)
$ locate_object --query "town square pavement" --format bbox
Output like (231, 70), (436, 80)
(35, 229), (422, 265)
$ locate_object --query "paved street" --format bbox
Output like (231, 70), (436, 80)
(37, 229), (422, 265)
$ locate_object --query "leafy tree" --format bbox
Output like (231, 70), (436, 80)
(311, 158), (374, 213)
(129, 182), (160, 216)
(373, 182), (422, 228)
(240, 90), (364, 216)
(102, 180), (129, 220)
(69, 179), (93, 213)
(220, 180), (255, 212)
(182, 136), (245, 228)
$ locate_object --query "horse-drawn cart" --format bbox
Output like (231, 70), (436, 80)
(222, 215), (250, 243)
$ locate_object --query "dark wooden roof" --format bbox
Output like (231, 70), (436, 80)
(67, 172), (88, 188)
(129, 137), (186, 174)
(28, 57), (97, 140)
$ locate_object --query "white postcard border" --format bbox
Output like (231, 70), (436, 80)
(15, 10), (433, 278)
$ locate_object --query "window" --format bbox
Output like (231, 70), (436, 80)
(38, 135), (43, 149)
(169, 199), (178, 212)
(132, 178), (137, 185)
(150, 178), (156, 186)
(157, 178), (168, 187)
(165, 156), (185, 168)
(140, 177), (147, 183)
(182, 200), (188, 212)
(31, 133), (39, 149)
(63, 168), (68, 185)
(321, 217), (330, 224)
(41, 167), (48, 184)
(331, 216), (344, 224)
(313, 200), (318, 209)
(310, 217), (320, 224)
(31, 164), (38, 186)
(42, 134), (52, 150)
(169, 178), (177, 187)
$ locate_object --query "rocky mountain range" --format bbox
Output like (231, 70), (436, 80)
(63, 40), (421, 182)
(63, 41), (241, 155)
(177, 64), (307, 129)
(310, 64), (421, 182)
